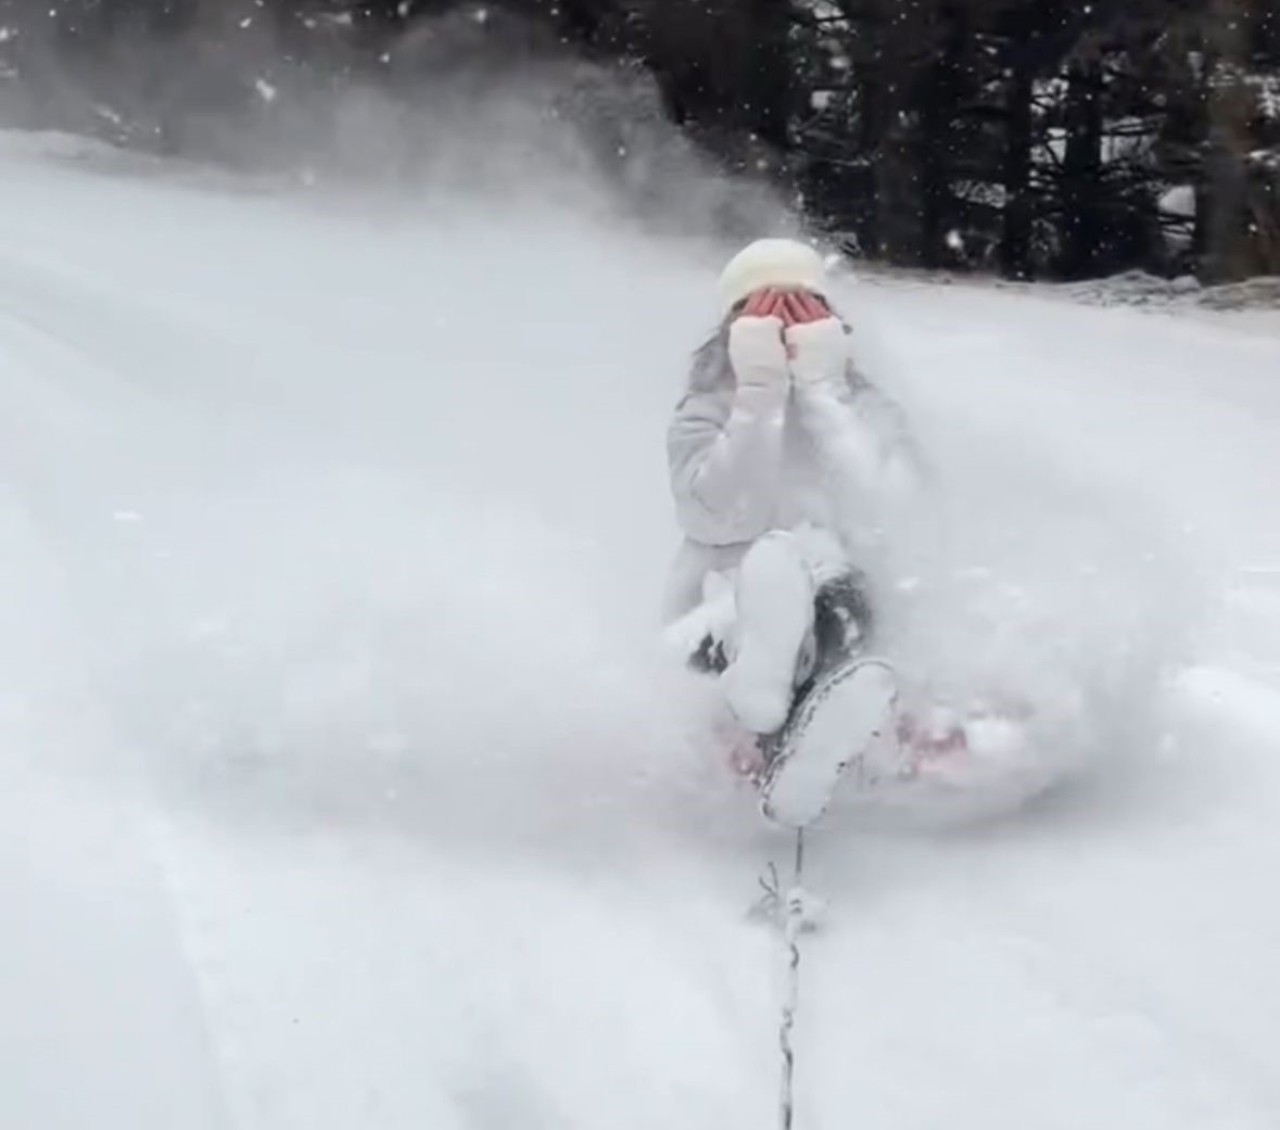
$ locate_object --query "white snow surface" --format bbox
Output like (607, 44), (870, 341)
(3, 130), (1280, 1129)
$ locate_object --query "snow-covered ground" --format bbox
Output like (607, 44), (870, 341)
(3, 130), (1280, 1129)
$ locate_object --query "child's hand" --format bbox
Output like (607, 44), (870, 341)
(731, 287), (840, 384)
(785, 312), (848, 387)
(777, 290), (832, 327)
(739, 288), (787, 321)
(729, 290), (789, 388)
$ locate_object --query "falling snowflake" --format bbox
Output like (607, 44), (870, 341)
(255, 78), (277, 103)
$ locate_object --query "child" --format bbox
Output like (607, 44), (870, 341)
(663, 238), (965, 824)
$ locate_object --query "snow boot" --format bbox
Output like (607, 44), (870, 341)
(759, 657), (899, 828)
(722, 533), (816, 735)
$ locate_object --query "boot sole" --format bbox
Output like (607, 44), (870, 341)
(760, 659), (898, 828)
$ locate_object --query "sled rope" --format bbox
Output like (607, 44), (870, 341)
(778, 827), (806, 1130)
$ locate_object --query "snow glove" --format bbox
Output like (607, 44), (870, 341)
(728, 314), (790, 390)
(726, 290), (849, 395)
(786, 317), (849, 390)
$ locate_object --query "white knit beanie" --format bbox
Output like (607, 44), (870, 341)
(718, 238), (828, 315)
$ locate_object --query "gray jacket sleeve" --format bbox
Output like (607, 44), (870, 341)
(795, 366), (926, 504)
(666, 380), (789, 547)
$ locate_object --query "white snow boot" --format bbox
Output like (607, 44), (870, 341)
(722, 532), (816, 736)
(759, 658), (899, 828)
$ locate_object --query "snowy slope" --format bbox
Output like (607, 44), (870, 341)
(3, 131), (1280, 1129)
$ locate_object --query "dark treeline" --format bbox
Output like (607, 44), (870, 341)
(3, 0), (1278, 282)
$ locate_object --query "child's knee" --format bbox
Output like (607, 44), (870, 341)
(740, 529), (810, 583)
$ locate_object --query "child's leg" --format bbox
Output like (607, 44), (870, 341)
(812, 569), (875, 669)
(788, 522), (876, 672)
(723, 531), (816, 735)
